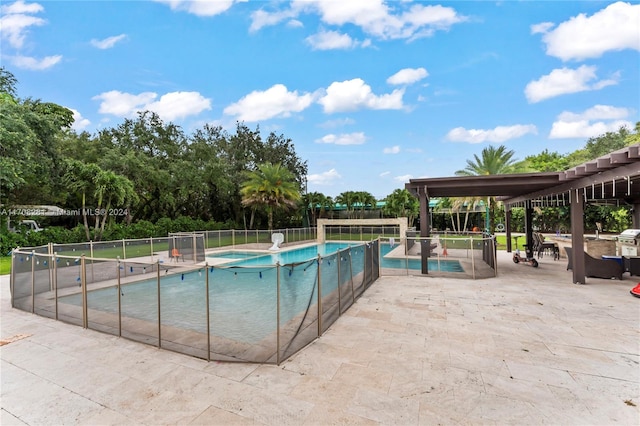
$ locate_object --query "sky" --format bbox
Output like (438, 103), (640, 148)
(1, 0), (639, 199)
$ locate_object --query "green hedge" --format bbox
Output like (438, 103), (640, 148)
(0, 216), (225, 255)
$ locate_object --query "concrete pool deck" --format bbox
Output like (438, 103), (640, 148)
(1, 250), (639, 425)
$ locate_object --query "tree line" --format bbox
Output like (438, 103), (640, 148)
(1, 65), (638, 251)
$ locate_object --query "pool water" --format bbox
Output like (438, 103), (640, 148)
(60, 242), (463, 345)
(207, 242), (358, 265)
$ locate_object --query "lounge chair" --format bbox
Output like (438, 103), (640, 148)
(171, 247), (184, 262)
(565, 247), (623, 280)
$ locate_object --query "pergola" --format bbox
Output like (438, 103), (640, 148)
(405, 144), (640, 283)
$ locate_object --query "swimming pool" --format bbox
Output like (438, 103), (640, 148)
(60, 242), (367, 347)
(58, 241), (462, 355)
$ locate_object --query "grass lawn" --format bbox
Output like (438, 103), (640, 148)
(0, 257), (10, 275)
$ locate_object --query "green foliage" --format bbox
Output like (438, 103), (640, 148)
(383, 189), (419, 225)
(525, 149), (571, 172)
(241, 162), (301, 230)
(0, 217), (224, 255)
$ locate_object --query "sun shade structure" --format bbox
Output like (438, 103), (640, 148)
(405, 144), (640, 283)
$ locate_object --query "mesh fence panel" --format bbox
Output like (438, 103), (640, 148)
(338, 248), (354, 314)
(159, 268), (209, 360)
(11, 235), (382, 365)
(350, 245), (367, 299)
(319, 252), (340, 334)
(168, 233), (205, 263)
(11, 251), (36, 312)
(120, 270), (160, 347)
(379, 234), (497, 279)
(279, 259), (320, 361)
(209, 265), (278, 363)
(31, 252), (54, 319)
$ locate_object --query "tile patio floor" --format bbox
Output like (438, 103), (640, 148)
(1, 250), (639, 425)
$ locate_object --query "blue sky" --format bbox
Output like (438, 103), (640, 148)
(1, 0), (639, 199)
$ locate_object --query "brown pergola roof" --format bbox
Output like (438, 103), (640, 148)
(405, 144), (640, 204)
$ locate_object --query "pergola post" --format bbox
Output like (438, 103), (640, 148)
(419, 186), (430, 274)
(571, 189), (586, 284)
(524, 201), (534, 258)
(505, 207), (512, 253)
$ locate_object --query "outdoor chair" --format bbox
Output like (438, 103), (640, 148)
(170, 247), (184, 262)
(534, 233), (559, 260)
(565, 247), (623, 280)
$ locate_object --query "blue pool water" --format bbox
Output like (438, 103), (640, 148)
(60, 242), (463, 345)
(210, 242), (359, 266)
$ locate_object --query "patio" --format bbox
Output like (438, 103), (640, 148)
(1, 249), (639, 425)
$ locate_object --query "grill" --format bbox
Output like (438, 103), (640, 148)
(616, 229), (640, 256)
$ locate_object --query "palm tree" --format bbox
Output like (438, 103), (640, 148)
(353, 191), (376, 218)
(335, 191), (357, 219)
(455, 145), (519, 233)
(303, 191), (329, 226)
(383, 189), (419, 225)
(241, 162), (301, 231)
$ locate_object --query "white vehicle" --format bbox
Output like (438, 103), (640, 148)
(8, 220), (44, 233)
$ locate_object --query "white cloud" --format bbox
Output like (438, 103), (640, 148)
(305, 29), (360, 50)
(0, 1), (63, 70)
(557, 104), (631, 122)
(307, 168), (341, 185)
(153, 0), (237, 17)
(0, 0), (45, 48)
(447, 124), (537, 143)
(250, 6), (301, 32)
(69, 108), (91, 130)
(318, 78), (404, 113)
(223, 84), (314, 122)
(549, 104), (633, 139)
(145, 91), (211, 121)
(91, 34), (127, 49)
(539, 1), (640, 61)
(383, 145), (400, 154)
(524, 65), (618, 103)
(318, 117), (356, 128)
(530, 22), (554, 34)
(315, 132), (366, 145)
(387, 67), (428, 85)
(92, 90), (211, 121)
(7, 54), (61, 70)
(252, 0), (466, 41)
(549, 120), (633, 139)
(394, 174), (413, 182)
(379, 171), (391, 177)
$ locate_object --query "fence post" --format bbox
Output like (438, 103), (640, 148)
(150, 237), (154, 262)
(48, 242), (54, 291)
(317, 254), (322, 337)
(192, 233), (197, 263)
(53, 253), (58, 320)
(10, 249), (16, 308)
(117, 257), (122, 337)
(349, 248), (355, 304)
(276, 263), (281, 365)
(470, 237), (476, 280)
(157, 260), (161, 348)
(122, 239), (126, 260)
(81, 255), (88, 328)
(337, 252), (341, 314)
(31, 250), (35, 313)
(206, 263), (211, 362)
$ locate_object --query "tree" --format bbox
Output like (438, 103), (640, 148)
(455, 145), (520, 233)
(335, 191), (358, 219)
(303, 191), (333, 226)
(240, 163), (301, 230)
(0, 69), (73, 207)
(383, 189), (419, 225)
